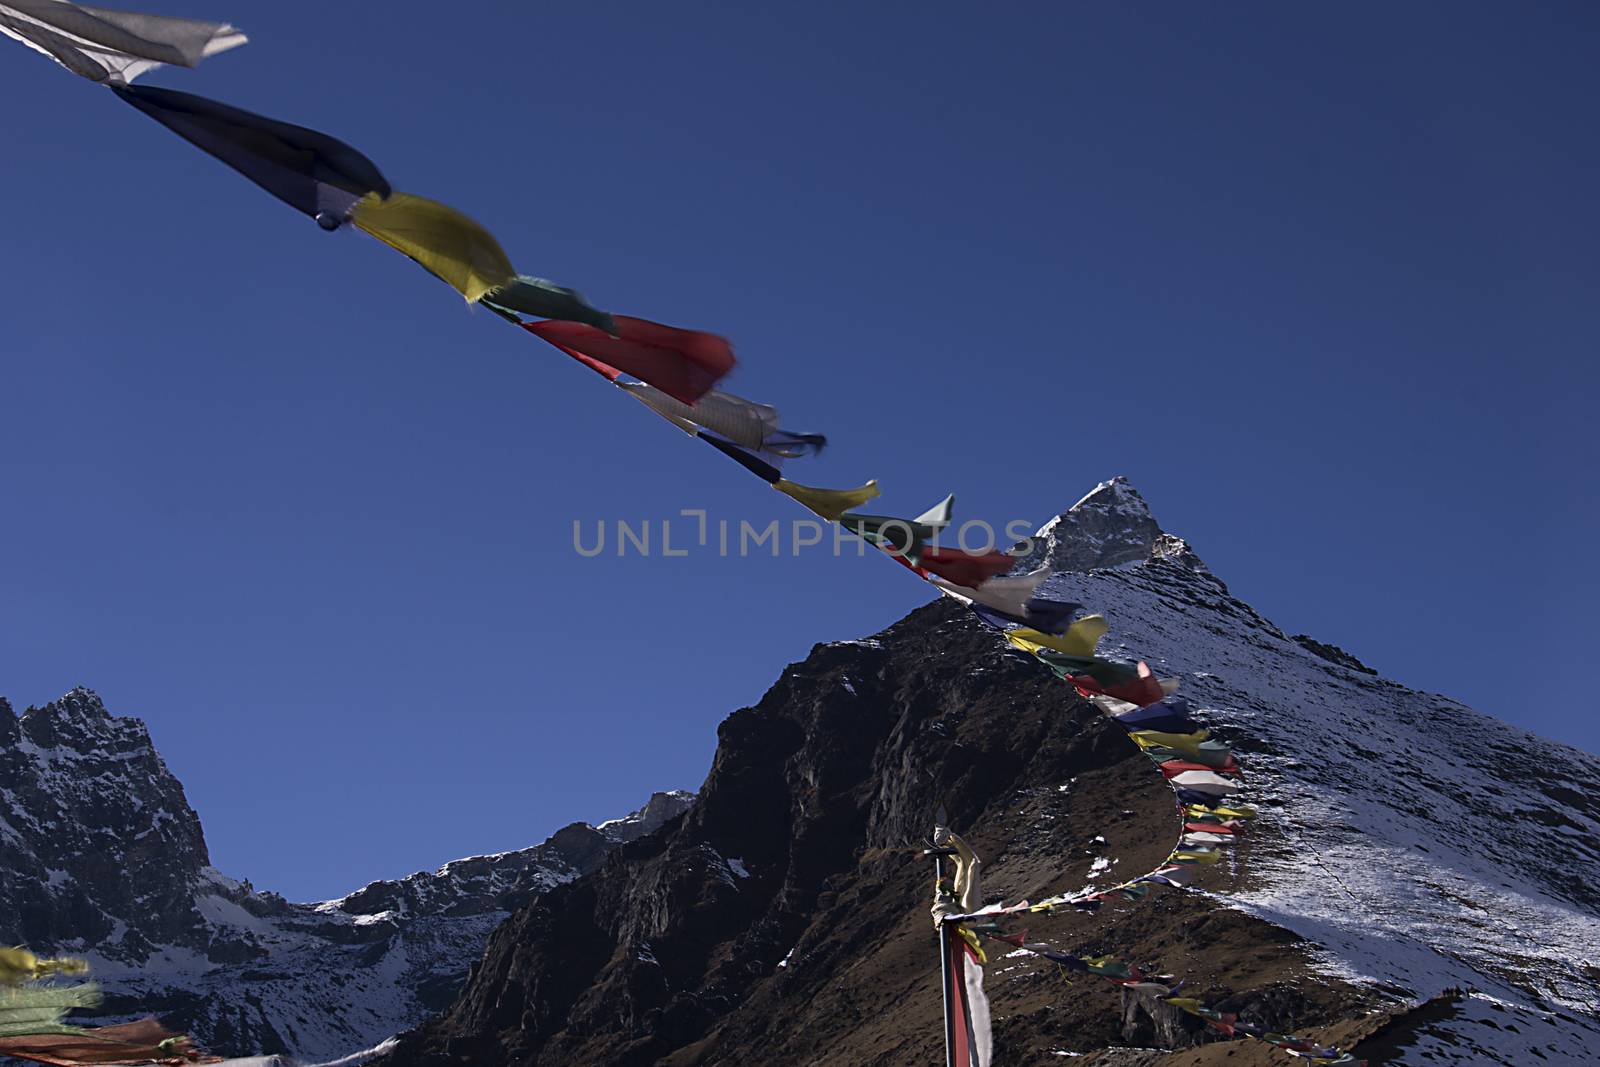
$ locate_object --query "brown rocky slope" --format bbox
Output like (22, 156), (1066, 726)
(376, 598), (1377, 1066)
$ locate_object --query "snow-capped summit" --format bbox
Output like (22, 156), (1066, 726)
(1032, 478), (1600, 1064)
(1019, 475), (1197, 574)
(0, 691), (693, 1060)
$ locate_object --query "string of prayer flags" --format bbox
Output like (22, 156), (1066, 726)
(111, 84), (390, 230)
(617, 381), (826, 458)
(523, 315), (735, 405)
(351, 191), (514, 303)
(0, 0), (243, 84)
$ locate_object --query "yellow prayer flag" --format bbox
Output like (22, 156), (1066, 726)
(1170, 849), (1221, 865)
(1129, 729), (1213, 756)
(0, 947), (88, 985)
(351, 192), (515, 303)
(774, 478), (880, 521)
(1009, 615), (1109, 658)
(954, 925), (987, 964)
(1186, 803), (1257, 820)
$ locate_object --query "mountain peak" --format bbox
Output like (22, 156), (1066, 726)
(1068, 475), (1153, 520)
(1020, 476), (1199, 573)
(17, 687), (152, 754)
(35, 686), (111, 720)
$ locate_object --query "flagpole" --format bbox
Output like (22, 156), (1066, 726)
(926, 847), (957, 1067)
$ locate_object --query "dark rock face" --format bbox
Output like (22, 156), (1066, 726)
(0, 688), (216, 958)
(0, 689), (692, 1060)
(378, 602), (1365, 1067)
(1291, 635), (1377, 675)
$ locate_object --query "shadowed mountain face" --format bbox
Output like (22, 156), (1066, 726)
(0, 690), (691, 1060)
(377, 478), (1600, 1067)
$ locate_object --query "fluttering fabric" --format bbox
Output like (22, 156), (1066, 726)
(1162, 758), (1242, 778)
(1168, 770), (1242, 797)
(942, 926), (992, 1067)
(1100, 696), (1195, 734)
(929, 567), (1049, 619)
(111, 85), (389, 228)
(1068, 659), (1171, 707)
(774, 478), (880, 521)
(351, 192), (514, 303)
(0, 984), (99, 1037)
(0, 1017), (204, 1066)
(0, 0), (243, 84)
(617, 381), (826, 458)
(837, 497), (954, 556)
(482, 275), (615, 334)
(916, 546), (1016, 589)
(1130, 728), (1215, 758)
(0, 950), (87, 986)
(1007, 615), (1108, 658)
(967, 596), (1081, 635)
(522, 316), (735, 405)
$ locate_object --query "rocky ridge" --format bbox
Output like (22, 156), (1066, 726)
(375, 477), (1600, 1066)
(0, 691), (691, 1059)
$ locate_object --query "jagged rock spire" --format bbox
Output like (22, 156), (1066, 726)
(1016, 476), (1198, 573)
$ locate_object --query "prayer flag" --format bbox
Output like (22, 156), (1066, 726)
(524, 315), (734, 405)
(0, 0), (242, 83)
(112, 84), (389, 228)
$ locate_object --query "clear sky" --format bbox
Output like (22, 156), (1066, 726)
(2, 2), (1595, 902)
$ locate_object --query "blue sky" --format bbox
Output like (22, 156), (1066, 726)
(2, 2), (1595, 902)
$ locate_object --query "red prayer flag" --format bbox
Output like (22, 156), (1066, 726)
(918, 547), (1015, 589)
(522, 315), (734, 404)
(1075, 661), (1167, 707)
(0, 1019), (213, 1066)
(1161, 759), (1241, 778)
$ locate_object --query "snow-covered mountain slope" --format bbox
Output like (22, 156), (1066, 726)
(0, 690), (692, 1060)
(1031, 478), (1600, 1064)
